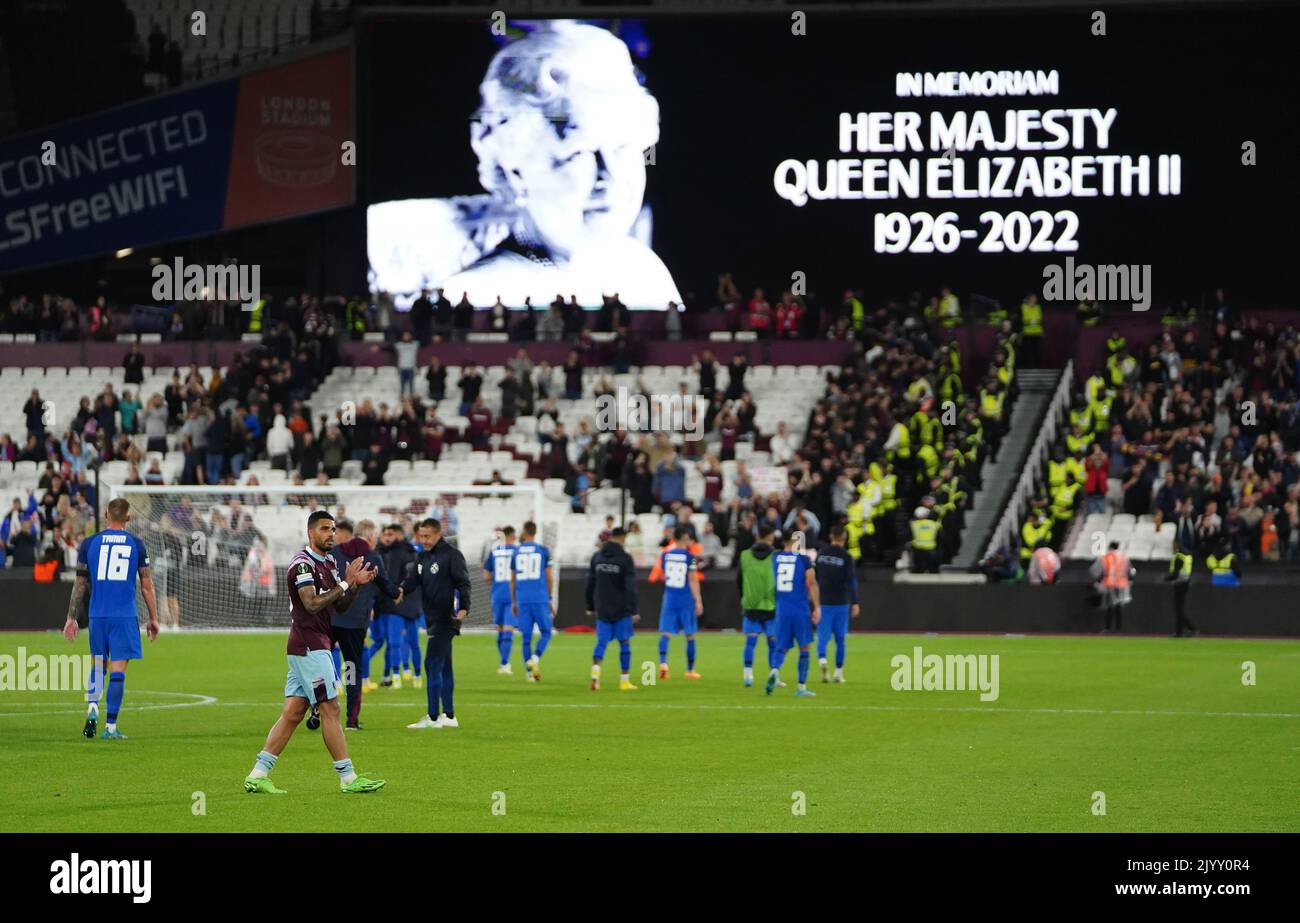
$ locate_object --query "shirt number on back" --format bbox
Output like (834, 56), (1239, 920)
(494, 556), (512, 582)
(665, 559), (688, 588)
(517, 552), (542, 580)
(777, 561), (796, 593)
(96, 544), (133, 582)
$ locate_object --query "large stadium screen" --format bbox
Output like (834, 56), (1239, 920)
(362, 10), (1297, 310)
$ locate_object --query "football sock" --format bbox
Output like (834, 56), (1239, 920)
(249, 750), (277, 779)
(334, 758), (357, 786)
(619, 642), (631, 674)
(686, 639), (696, 671)
(500, 631), (513, 665)
(439, 664), (454, 718)
(593, 638), (609, 662)
(743, 635), (757, 668)
(521, 635), (533, 664)
(106, 671), (126, 725)
(658, 635), (669, 664)
(591, 664), (601, 680)
(797, 651), (810, 685)
(836, 640), (846, 669)
(535, 628), (552, 657)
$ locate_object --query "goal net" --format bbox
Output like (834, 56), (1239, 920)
(106, 484), (556, 632)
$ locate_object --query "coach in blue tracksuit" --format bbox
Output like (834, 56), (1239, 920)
(331, 520), (401, 730)
(585, 527), (639, 690)
(814, 524), (859, 684)
(400, 518), (471, 729)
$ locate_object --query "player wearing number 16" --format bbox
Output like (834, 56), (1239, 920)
(62, 497), (161, 741)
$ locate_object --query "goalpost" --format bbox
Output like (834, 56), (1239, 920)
(106, 484), (556, 632)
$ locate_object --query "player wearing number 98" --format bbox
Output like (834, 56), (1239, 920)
(766, 539), (821, 698)
(651, 526), (705, 681)
(63, 497), (160, 740)
(484, 525), (518, 675)
(510, 521), (555, 682)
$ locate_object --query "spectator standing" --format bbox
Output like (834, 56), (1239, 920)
(123, 344), (146, 386)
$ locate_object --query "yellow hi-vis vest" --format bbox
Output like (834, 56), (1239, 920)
(1020, 301), (1043, 336)
(846, 501), (866, 555)
(1207, 553), (1235, 576)
(888, 421), (911, 459)
(980, 389), (1004, 420)
(911, 518), (939, 551)
(1048, 459), (1070, 489)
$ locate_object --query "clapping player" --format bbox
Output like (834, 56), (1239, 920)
(243, 511), (385, 794)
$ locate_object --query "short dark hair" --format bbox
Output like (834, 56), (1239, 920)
(830, 524), (847, 541)
(757, 522), (775, 539)
(335, 518), (354, 533)
(522, 520), (537, 537)
(418, 518), (441, 533)
(307, 510), (334, 529)
(673, 525), (689, 541)
(610, 527), (627, 538)
(106, 497), (131, 524)
(501, 525), (516, 537)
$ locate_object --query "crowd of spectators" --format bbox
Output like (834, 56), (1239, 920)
(1008, 304), (1300, 579)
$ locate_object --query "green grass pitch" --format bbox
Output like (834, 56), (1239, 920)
(2, 629), (1297, 832)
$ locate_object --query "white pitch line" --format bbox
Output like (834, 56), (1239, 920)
(164, 699), (1300, 720)
(0, 690), (217, 719)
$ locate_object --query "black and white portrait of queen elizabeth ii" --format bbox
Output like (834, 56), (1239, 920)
(367, 21), (682, 309)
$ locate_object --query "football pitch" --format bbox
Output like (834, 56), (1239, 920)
(2, 629), (1297, 833)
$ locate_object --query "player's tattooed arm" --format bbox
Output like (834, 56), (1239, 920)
(63, 570), (88, 642)
(299, 582), (348, 614)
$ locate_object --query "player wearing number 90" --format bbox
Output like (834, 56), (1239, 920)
(510, 521), (555, 682)
(63, 497), (160, 740)
(651, 525), (705, 681)
(766, 539), (821, 698)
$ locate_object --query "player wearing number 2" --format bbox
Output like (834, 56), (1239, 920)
(63, 497), (161, 740)
(767, 532), (821, 698)
(652, 526), (705, 681)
